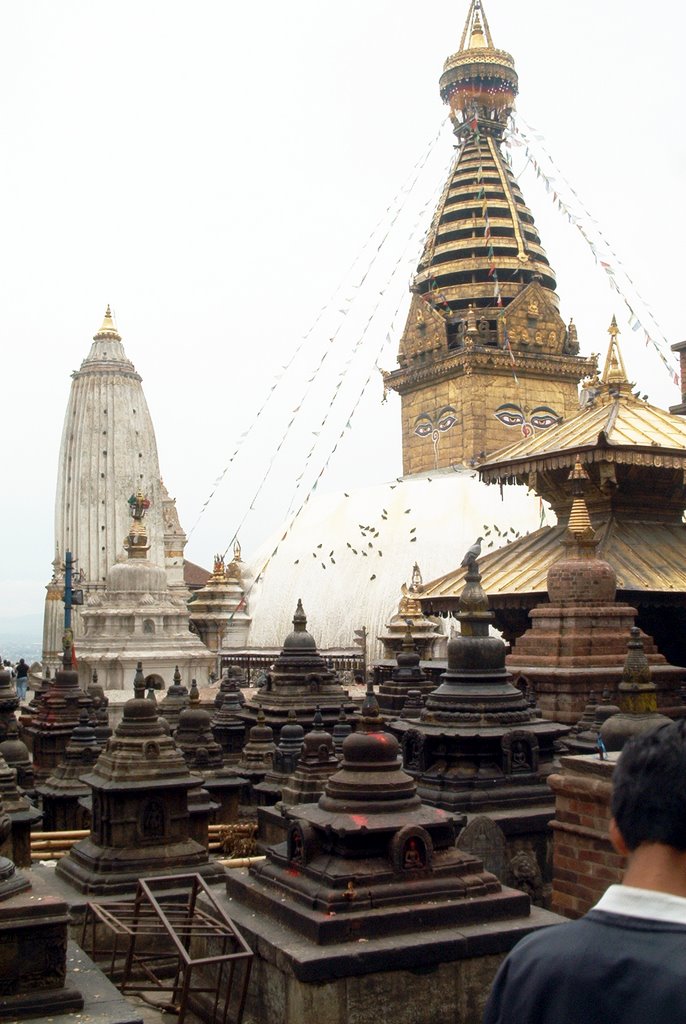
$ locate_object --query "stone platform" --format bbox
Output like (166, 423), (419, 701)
(220, 884), (560, 1024)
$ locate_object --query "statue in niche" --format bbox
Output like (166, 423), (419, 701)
(403, 836), (427, 870)
(502, 731), (539, 775)
(141, 799), (165, 841)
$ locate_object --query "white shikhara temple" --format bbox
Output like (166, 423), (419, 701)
(43, 308), (207, 685)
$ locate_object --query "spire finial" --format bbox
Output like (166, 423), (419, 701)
(602, 315), (630, 386)
(293, 599), (307, 631)
(459, 0), (494, 50)
(94, 304), (121, 342)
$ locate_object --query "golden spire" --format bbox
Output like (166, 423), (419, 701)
(93, 304), (121, 342)
(459, 0), (494, 50)
(568, 495), (594, 538)
(601, 315), (629, 386)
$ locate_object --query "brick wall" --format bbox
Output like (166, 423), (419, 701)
(547, 753), (625, 918)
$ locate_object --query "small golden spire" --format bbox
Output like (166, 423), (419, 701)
(601, 315), (629, 385)
(568, 495), (594, 539)
(459, 0), (494, 51)
(94, 304), (121, 342)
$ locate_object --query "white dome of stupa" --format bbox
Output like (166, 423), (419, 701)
(245, 467), (548, 659)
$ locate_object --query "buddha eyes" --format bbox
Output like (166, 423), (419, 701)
(529, 408), (560, 429)
(413, 407), (457, 438)
(495, 404), (561, 432)
(436, 408), (457, 432)
(495, 407), (525, 427)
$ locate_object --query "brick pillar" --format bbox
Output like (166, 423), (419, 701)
(669, 340), (686, 414)
(547, 754), (625, 919)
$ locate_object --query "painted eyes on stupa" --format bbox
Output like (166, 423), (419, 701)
(494, 403), (561, 435)
(413, 407), (457, 438)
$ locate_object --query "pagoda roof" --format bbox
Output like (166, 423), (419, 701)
(420, 519), (686, 610)
(480, 391), (686, 483)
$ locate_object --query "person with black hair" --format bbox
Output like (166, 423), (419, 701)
(14, 658), (29, 703)
(483, 719), (686, 1024)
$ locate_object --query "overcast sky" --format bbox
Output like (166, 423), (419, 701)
(2, 0), (685, 621)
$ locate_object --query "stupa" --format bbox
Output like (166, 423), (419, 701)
(75, 491), (213, 690)
(223, 675), (561, 1024)
(241, 0), (589, 663)
(394, 558), (568, 883)
(158, 664), (189, 732)
(600, 628), (672, 751)
(189, 545), (252, 650)
(175, 697), (244, 823)
(279, 708), (339, 808)
(30, 644), (86, 784)
(0, 719), (34, 793)
(0, 662), (19, 741)
(505, 472), (684, 723)
(211, 681), (247, 764)
(240, 600), (357, 734)
(0, 753), (41, 867)
(253, 710), (305, 807)
(36, 711), (102, 832)
(377, 563), (443, 659)
(377, 625), (435, 712)
(55, 667), (225, 895)
(230, 708), (276, 804)
(43, 306), (190, 664)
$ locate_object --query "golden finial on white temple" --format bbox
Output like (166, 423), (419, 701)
(94, 304), (121, 341)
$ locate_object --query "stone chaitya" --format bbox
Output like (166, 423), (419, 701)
(174, 695), (245, 824)
(600, 628), (672, 751)
(211, 675), (247, 764)
(377, 624), (436, 713)
(257, 709), (339, 846)
(0, 719), (34, 793)
(0, 662), (19, 741)
(36, 710), (102, 832)
(253, 710), (305, 807)
(239, 600), (356, 735)
(55, 670), (225, 895)
(0, 753), (41, 868)
(377, 563), (443, 660)
(393, 559), (568, 886)
(230, 708), (276, 805)
(30, 645), (88, 784)
(223, 681), (561, 1024)
(158, 664), (190, 732)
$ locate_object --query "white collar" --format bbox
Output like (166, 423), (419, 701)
(594, 885), (686, 926)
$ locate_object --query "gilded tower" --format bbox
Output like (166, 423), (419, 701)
(384, 0), (595, 475)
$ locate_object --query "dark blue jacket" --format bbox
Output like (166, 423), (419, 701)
(483, 911), (686, 1024)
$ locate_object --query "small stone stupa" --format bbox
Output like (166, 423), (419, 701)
(253, 710), (305, 807)
(74, 491), (213, 691)
(211, 677), (248, 764)
(30, 642), (87, 784)
(239, 600), (356, 735)
(55, 666), (225, 895)
(0, 662), (19, 740)
(0, 719), (34, 793)
(394, 558), (568, 885)
(224, 679), (559, 1024)
(175, 691), (244, 823)
(600, 628), (672, 751)
(189, 547), (252, 651)
(279, 708), (339, 808)
(506, 465), (685, 723)
(158, 664), (190, 732)
(378, 624), (435, 712)
(36, 711), (102, 832)
(377, 563), (443, 659)
(0, 753), (41, 867)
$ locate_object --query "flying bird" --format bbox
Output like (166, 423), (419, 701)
(461, 536), (484, 568)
